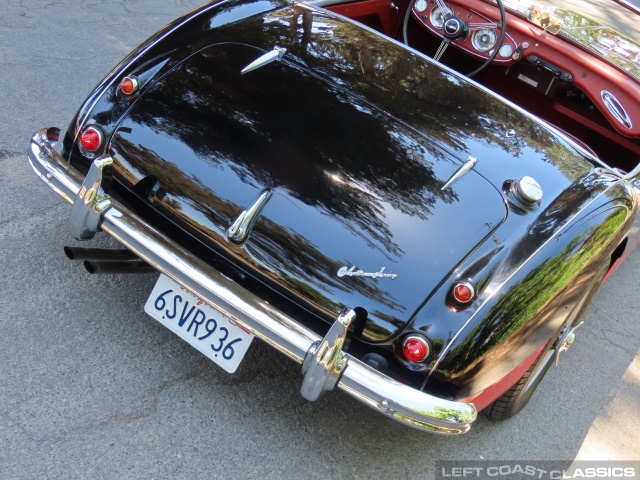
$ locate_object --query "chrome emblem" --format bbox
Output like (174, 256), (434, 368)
(337, 266), (397, 280)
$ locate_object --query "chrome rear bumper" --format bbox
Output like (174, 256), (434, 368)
(28, 127), (477, 434)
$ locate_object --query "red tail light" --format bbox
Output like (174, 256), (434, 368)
(79, 127), (103, 152)
(46, 128), (60, 142)
(119, 76), (138, 95)
(402, 336), (430, 363)
(451, 281), (475, 306)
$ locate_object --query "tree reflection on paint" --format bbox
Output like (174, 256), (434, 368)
(107, 3), (597, 341)
(111, 137), (406, 319)
(438, 204), (627, 382)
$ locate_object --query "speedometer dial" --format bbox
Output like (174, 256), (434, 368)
(471, 28), (497, 52)
(429, 6), (454, 29)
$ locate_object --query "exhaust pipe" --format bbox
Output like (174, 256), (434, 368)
(65, 246), (154, 274)
(83, 260), (155, 274)
(64, 246), (138, 262)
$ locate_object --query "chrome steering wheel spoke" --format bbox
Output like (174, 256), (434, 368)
(433, 0), (450, 14)
(402, 0), (507, 77)
(433, 38), (451, 62)
(468, 21), (499, 31)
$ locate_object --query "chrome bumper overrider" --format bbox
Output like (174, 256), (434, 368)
(28, 128), (477, 434)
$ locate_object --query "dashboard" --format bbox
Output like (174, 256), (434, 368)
(413, 1), (519, 64)
(409, 0), (640, 142)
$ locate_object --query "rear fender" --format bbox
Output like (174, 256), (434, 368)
(434, 185), (633, 400)
(63, 0), (288, 166)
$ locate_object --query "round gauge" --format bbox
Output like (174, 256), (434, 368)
(471, 28), (497, 52)
(429, 5), (454, 29)
(499, 43), (514, 58)
(415, 0), (428, 13)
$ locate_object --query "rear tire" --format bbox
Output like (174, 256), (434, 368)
(485, 261), (609, 421)
(485, 345), (555, 421)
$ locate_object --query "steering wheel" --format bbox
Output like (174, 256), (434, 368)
(402, 0), (507, 77)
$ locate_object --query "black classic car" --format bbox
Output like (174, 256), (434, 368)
(28, 0), (640, 434)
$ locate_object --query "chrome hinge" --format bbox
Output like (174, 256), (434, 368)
(227, 189), (272, 244)
(241, 47), (287, 74)
(441, 156), (478, 191)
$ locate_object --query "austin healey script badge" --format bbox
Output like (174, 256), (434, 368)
(337, 266), (397, 280)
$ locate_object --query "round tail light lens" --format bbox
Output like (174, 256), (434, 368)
(451, 281), (475, 306)
(119, 76), (138, 95)
(402, 336), (430, 363)
(79, 126), (103, 152)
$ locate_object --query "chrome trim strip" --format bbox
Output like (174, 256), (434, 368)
(622, 163), (640, 180)
(27, 128), (477, 435)
(616, 0), (640, 15)
(302, 0), (358, 6)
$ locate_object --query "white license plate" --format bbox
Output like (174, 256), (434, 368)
(144, 275), (253, 373)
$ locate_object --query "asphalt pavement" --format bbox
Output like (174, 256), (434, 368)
(1, 1), (639, 479)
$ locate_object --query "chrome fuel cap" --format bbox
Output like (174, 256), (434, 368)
(513, 176), (543, 204)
